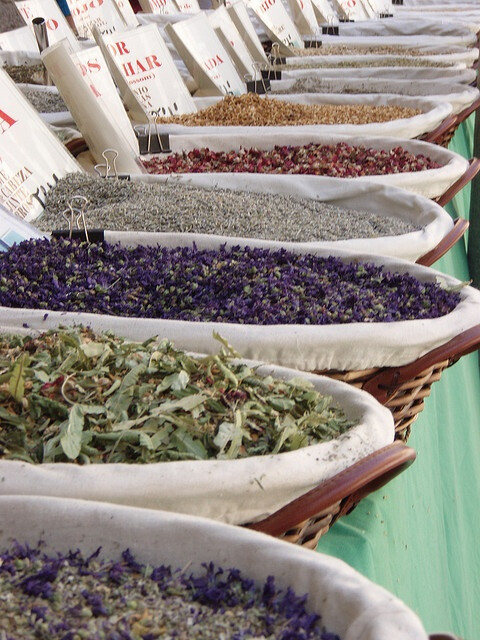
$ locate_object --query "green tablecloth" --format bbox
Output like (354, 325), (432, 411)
(316, 120), (480, 639)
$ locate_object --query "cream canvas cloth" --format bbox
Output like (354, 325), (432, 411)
(0, 240), (479, 372)
(281, 65), (477, 82)
(0, 364), (393, 523)
(0, 496), (430, 640)
(154, 93), (452, 140)
(128, 173), (454, 262)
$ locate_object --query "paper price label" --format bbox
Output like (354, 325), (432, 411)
(208, 5), (256, 78)
(66, 0), (127, 38)
(15, 0), (80, 50)
(310, 0), (338, 23)
(246, 0), (304, 53)
(166, 13), (245, 96)
(226, 0), (268, 65)
(0, 68), (81, 222)
(112, 0), (139, 26)
(175, 0), (200, 12)
(72, 45), (139, 150)
(98, 24), (196, 120)
(138, 0), (180, 15)
(287, 0), (318, 36)
(0, 204), (46, 251)
(42, 40), (141, 173)
(0, 26), (37, 53)
(332, 0), (369, 20)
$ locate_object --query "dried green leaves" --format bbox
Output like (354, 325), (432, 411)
(0, 327), (356, 464)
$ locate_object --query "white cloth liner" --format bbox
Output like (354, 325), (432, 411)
(0, 362), (393, 524)
(270, 78), (479, 115)
(281, 65), (477, 82)
(157, 93), (452, 140)
(154, 131), (470, 199)
(0, 496), (429, 640)
(127, 173), (454, 262)
(327, 18), (479, 39)
(1, 239), (479, 371)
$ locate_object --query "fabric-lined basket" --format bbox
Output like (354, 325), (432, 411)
(1, 237), (479, 442)
(0, 495), (436, 639)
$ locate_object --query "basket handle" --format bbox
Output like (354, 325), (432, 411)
(454, 94), (480, 126)
(415, 217), (469, 267)
(246, 441), (416, 539)
(362, 325), (480, 404)
(420, 113), (458, 145)
(435, 157), (480, 207)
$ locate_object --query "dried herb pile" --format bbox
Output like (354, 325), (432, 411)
(142, 142), (440, 177)
(0, 238), (461, 325)
(0, 543), (339, 639)
(0, 327), (356, 464)
(156, 93), (421, 127)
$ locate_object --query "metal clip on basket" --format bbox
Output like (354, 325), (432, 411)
(246, 441), (416, 548)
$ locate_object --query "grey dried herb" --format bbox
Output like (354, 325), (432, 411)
(0, 327), (356, 464)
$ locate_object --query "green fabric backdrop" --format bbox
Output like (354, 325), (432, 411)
(316, 119), (480, 639)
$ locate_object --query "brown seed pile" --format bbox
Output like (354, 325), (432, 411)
(0, 0), (24, 32)
(157, 93), (421, 127)
(3, 63), (45, 84)
(290, 44), (450, 57)
(282, 58), (455, 69)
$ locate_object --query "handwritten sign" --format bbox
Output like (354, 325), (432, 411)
(208, 5), (257, 79)
(165, 13), (245, 96)
(42, 40), (141, 174)
(65, 0), (128, 38)
(96, 24), (197, 121)
(0, 67), (82, 222)
(246, 0), (304, 54)
(15, 0), (80, 50)
(175, 0), (200, 12)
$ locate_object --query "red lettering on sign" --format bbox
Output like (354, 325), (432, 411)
(107, 40), (130, 56)
(0, 110), (17, 134)
(46, 18), (59, 30)
(204, 54), (224, 71)
(122, 56), (162, 76)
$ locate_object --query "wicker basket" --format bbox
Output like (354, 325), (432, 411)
(247, 440), (416, 548)
(313, 324), (480, 442)
(420, 95), (480, 149)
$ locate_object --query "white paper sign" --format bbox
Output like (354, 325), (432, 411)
(72, 45), (139, 150)
(42, 41), (141, 174)
(166, 13), (245, 96)
(246, 0), (304, 53)
(331, 0), (369, 20)
(0, 26), (38, 53)
(15, 0), (80, 50)
(208, 6), (257, 79)
(226, 0), (268, 65)
(0, 67), (82, 222)
(310, 0), (338, 23)
(138, 0), (180, 15)
(175, 0), (200, 12)
(287, 0), (318, 36)
(112, 0), (139, 26)
(97, 24), (197, 121)
(65, 0), (127, 38)
(0, 204), (46, 250)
